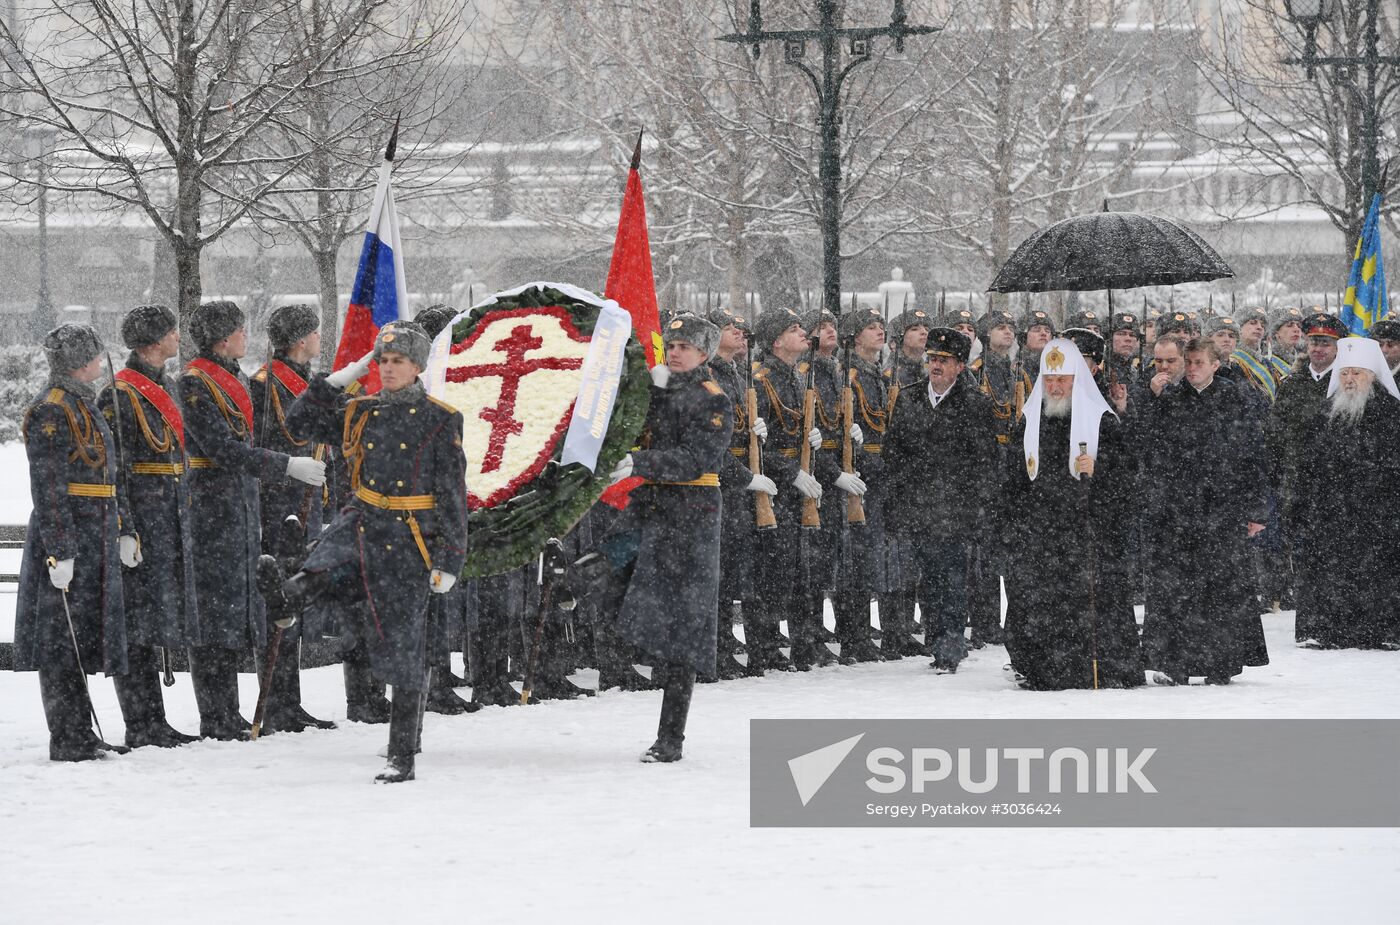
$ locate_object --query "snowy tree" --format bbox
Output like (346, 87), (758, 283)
(0, 0), (449, 343)
(1190, 0), (1400, 253)
(493, 0), (956, 313)
(238, 0), (476, 365)
(893, 0), (1188, 297)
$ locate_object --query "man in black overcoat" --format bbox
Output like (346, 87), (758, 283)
(1140, 337), (1268, 684)
(882, 328), (998, 674)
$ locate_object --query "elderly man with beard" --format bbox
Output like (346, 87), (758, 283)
(1268, 313), (1345, 642)
(996, 339), (1142, 689)
(1140, 338), (1269, 685)
(1291, 338), (1400, 649)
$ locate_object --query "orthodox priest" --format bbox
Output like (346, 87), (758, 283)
(998, 338), (1143, 690)
(1291, 337), (1400, 649)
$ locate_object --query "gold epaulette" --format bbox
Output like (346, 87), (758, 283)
(426, 395), (457, 413)
(969, 358), (984, 372)
(702, 380), (724, 396)
(797, 361), (810, 374)
(45, 388), (65, 404)
(754, 367), (770, 381)
(252, 369), (268, 382)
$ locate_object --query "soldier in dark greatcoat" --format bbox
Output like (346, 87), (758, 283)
(705, 307), (774, 679)
(96, 305), (198, 748)
(1268, 313), (1343, 643)
(886, 307), (933, 387)
(181, 300), (326, 740)
(605, 313), (732, 762)
(275, 321), (468, 783)
(798, 307), (845, 669)
(749, 307), (826, 672)
(15, 324), (134, 760)
(249, 303), (338, 732)
(832, 307), (900, 660)
(966, 308), (1031, 648)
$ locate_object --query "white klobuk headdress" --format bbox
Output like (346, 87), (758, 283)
(1326, 336), (1400, 400)
(1022, 337), (1116, 481)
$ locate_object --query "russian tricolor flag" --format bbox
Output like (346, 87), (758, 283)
(332, 123), (411, 393)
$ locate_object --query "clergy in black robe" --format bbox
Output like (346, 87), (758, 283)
(999, 338), (1143, 690)
(1292, 337), (1400, 649)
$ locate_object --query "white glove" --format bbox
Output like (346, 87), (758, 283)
(752, 417), (768, 442)
(287, 456), (327, 487)
(430, 569), (457, 594)
(746, 474), (778, 496)
(48, 558), (74, 591)
(325, 351), (374, 389)
(835, 471), (867, 497)
(850, 423), (864, 445)
(610, 454), (635, 483)
(119, 535), (142, 568)
(793, 470), (823, 501)
(649, 364), (671, 388)
(807, 427), (822, 450)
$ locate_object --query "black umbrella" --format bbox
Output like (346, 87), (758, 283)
(987, 210), (1233, 293)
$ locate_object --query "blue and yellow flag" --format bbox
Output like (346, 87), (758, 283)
(1341, 191), (1389, 334)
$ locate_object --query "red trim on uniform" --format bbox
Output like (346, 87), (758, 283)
(115, 368), (185, 448)
(187, 358), (255, 430)
(266, 360), (310, 396)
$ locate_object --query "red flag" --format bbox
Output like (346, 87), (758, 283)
(600, 131), (661, 509)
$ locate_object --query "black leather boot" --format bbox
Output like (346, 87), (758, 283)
(527, 620), (596, 700)
(191, 646), (250, 740)
(425, 662), (480, 714)
(835, 589), (882, 663)
(375, 688), (420, 783)
(42, 660), (121, 761)
(642, 664), (695, 763)
(343, 642), (392, 723)
(116, 648), (198, 747)
(468, 622), (520, 707)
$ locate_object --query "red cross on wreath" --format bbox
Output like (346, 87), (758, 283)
(446, 306), (588, 503)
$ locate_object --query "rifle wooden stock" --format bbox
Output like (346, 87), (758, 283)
(746, 387), (777, 530)
(841, 383), (865, 525)
(799, 388), (821, 529)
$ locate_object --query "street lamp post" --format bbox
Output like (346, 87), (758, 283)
(720, 1), (939, 315)
(1283, 0), (1400, 204)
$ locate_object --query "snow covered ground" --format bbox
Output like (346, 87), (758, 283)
(2, 613), (1397, 924)
(2, 439), (1397, 922)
